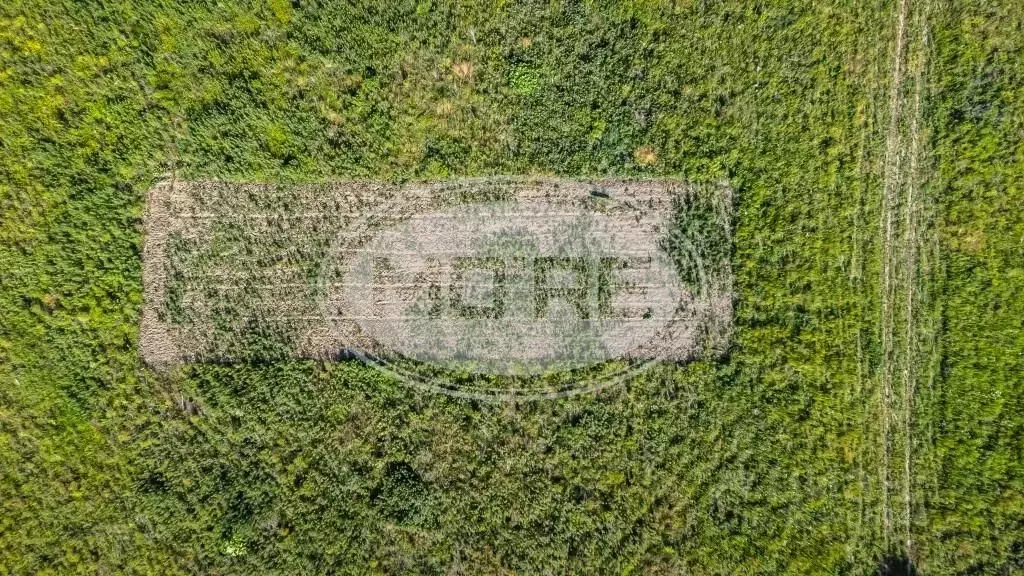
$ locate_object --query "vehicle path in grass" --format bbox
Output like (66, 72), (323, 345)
(878, 0), (930, 561)
(879, 0), (909, 549)
(901, 12), (923, 559)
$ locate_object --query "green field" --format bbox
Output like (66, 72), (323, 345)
(1, 1), (1021, 574)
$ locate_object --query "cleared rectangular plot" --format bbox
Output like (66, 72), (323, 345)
(141, 178), (733, 370)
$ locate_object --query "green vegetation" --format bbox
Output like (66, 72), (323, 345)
(0, 0), (1020, 574)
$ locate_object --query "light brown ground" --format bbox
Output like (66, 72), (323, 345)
(141, 178), (733, 381)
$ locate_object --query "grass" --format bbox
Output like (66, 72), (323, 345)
(0, 0), (1021, 574)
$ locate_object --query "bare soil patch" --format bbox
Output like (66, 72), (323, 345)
(141, 178), (734, 392)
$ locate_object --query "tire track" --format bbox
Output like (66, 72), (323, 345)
(901, 54), (921, 564)
(880, 0), (929, 561)
(900, 0), (930, 561)
(879, 0), (910, 549)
